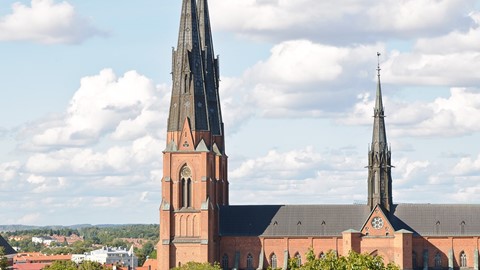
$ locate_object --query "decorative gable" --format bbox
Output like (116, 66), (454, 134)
(178, 118), (195, 151)
(361, 205), (393, 237)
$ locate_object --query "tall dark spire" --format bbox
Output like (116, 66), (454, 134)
(367, 53), (393, 212)
(168, 0), (209, 132)
(197, 0), (223, 136)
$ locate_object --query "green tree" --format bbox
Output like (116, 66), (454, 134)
(0, 247), (9, 270)
(172, 261), (221, 270)
(43, 260), (78, 270)
(78, 260), (111, 270)
(288, 249), (400, 270)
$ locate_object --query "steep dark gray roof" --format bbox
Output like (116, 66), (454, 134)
(0, 234), (16, 255)
(219, 204), (480, 237)
(219, 205), (371, 237)
(168, 0), (209, 132)
(390, 204), (480, 236)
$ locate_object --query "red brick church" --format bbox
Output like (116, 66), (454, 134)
(158, 0), (480, 269)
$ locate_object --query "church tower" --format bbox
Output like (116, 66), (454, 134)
(159, 0), (228, 268)
(367, 53), (393, 212)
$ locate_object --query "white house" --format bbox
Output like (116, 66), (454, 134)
(31, 236), (57, 246)
(72, 246), (138, 268)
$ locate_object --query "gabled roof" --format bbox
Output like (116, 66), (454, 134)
(389, 204), (480, 236)
(219, 204), (480, 237)
(219, 205), (371, 237)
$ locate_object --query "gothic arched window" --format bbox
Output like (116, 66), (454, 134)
(460, 251), (467, 267)
(435, 221), (440, 234)
(412, 251), (417, 269)
(222, 254), (228, 270)
(434, 252), (441, 268)
(180, 166), (192, 208)
(270, 253), (277, 269)
(295, 253), (301, 267)
(246, 253), (253, 270)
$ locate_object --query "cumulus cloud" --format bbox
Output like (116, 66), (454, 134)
(379, 12), (480, 87)
(230, 146), (368, 204)
(0, 0), (105, 44)
(382, 51), (480, 86)
(342, 87), (480, 137)
(210, 0), (473, 43)
(0, 161), (21, 182)
(3, 69), (168, 224)
(453, 154), (480, 176)
(21, 69), (160, 150)
(230, 40), (385, 118)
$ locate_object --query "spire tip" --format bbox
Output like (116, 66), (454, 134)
(376, 52), (381, 77)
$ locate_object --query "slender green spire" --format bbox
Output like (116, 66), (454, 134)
(168, 0), (209, 132)
(198, 0), (223, 136)
(367, 53), (393, 212)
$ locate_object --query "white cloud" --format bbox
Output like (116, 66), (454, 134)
(3, 68), (167, 224)
(0, 0), (105, 44)
(414, 11), (480, 54)
(247, 40), (346, 84)
(16, 213), (41, 225)
(230, 146), (367, 204)
(92, 196), (120, 207)
(453, 154), (480, 175)
(342, 87), (480, 137)
(210, 0), (473, 43)
(0, 161), (21, 182)
(231, 40), (385, 118)
(27, 174), (46, 184)
(21, 69), (157, 149)
(382, 51), (480, 86)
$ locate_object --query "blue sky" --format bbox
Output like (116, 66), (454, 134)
(1, 0), (480, 225)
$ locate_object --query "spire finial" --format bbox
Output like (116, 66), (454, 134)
(377, 52), (381, 77)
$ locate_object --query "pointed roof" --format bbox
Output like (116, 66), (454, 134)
(371, 52), (387, 153)
(197, 0), (223, 135)
(168, 0), (209, 132)
(0, 234), (16, 255)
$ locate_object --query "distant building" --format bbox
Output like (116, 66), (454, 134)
(73, 246), (138, 268)
(13, 252), (71, 270)
(50, 234), (83, 245)
(136, 258), (157, 270)
(31, 236), (57, 246)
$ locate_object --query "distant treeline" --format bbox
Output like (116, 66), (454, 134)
(2, 224), (159, 242)
(2, 224), (159, 265)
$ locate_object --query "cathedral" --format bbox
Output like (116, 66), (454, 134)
(158, 0), (480, 269)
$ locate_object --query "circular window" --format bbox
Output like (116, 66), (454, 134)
(181, 166), (192, 178)
(371, 217), (384, 230)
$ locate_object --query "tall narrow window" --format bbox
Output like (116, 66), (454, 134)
(435, 221), (440, 234)
(461, 221), (466, 235)
(460, 251), (467, 267)
(246, 253), (253, 270)
(434, 252), (441, 268)
(423, 250), (428, 269)
(181, 178), (186, 207)
(187, 178), (192, 207)
(412, 252), (417, 269)
(295, 253), (301, 267)
(180, 166), (192, 208)
(270, 253), (277, 269)
(222, 254), (228, 270)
